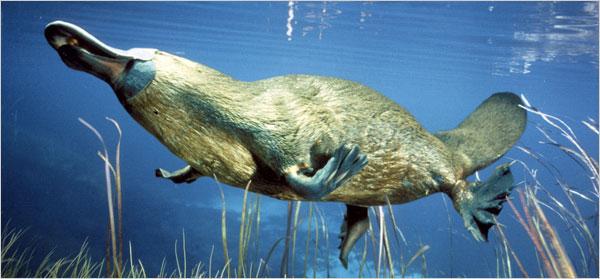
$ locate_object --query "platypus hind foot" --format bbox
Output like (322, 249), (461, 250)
(155, 165), (202, 184)
(457, 162), (515, 241)
(339, 204), (369, 269)
(286, 143), (368, 200)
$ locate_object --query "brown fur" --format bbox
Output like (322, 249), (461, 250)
(127, 51), (467, 206)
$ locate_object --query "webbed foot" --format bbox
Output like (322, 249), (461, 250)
(286, 143), (368, 200)
(155, 165), (202, 184)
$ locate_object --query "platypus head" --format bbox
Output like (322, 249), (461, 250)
(45, 20), (242, 153)
(45, 21), (157, 106)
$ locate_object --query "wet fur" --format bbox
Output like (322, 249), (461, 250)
(128, 51), (470, 205)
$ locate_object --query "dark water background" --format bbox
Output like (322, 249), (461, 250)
(2, 2), (598, 277)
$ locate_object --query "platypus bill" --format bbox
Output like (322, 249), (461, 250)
(45, 21), (527, 268)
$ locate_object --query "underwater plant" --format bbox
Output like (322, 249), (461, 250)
(488, 96), (598, 278)
(1, 225), (104, 278)
(79, 117), (124, 277)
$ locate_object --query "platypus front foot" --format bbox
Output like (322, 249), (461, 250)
(155, 165), (202, 184)
(286, 143), (368, 200)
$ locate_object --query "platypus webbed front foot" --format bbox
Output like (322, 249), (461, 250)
(286, 143), (368, 200)
(155, 165), (202, 184)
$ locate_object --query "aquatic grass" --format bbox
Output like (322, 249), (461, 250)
(240, 182), (262, 278)
(279, 201), (331, 278)
(172, 230), (212, 278)
(174, 231), (184, 277)
(258, 236), (285, 277)
(313, 204), (331, 277)
(527, 188), (576, 278)
(493, 222), (511, 277)
(357, 235), (368, 278)
(237, 181), (251, 277)
(516, 141), (598, 254)
(126, 242), (147, 278)
(251, 197), (264, 278)
(216, 179), (231, 278)
(79, 117), (124, 277)
(365, 209), (379, 276)
(375, 206), (384, 277)
(214, 177), (265, 278)
(380, 206), (395, 278)
(496, 95), (599, 278)
(290, 200), (302, 275)
(279, 201), (292, 277)
(440, 194), (455, 277)
(401, 244), (430, 278)
(306, 202), (325, 278)
(507, 192), (556, 277)
(312, 204), (319, 278)
(1, 225), (104, 278)
(303, 202), (314, 277)
(1, 225), (33, 278)
(419, 240), (428, 278)
(371, 205), (394, 278)
(520, 95), (599, 189)
(506, 187), (578, 278)
(251, 194), (261, 269)
(385, 197), (408, 249)
(41, 241), (104, 278)
(106, 117), (124, 273)
(493, 217), (529, 278)
(2, 223), (219, 278)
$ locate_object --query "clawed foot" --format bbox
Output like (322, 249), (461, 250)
(155, 165), (201, 184)
(286, 143), (368, 200)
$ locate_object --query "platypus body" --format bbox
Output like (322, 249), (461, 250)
(45, 21), (527, 268)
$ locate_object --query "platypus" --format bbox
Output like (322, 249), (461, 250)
(45, 21), (527, 268)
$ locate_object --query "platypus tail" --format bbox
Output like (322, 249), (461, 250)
(435, 92), (527, 241)
(435, 92), (527, 177)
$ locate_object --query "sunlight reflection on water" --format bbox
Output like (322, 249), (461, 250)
(494, 2), (598, 75)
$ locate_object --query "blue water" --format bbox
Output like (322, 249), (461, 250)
(2, 2), (598, 277)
